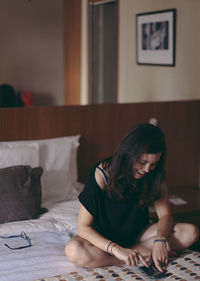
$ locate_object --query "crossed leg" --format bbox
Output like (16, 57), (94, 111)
(65, 222), (199, 268)
(132, 222), (199, 257)
(65, 235), (122, 268)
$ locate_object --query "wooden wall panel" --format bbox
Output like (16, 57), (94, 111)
(0, 100), (199, 189)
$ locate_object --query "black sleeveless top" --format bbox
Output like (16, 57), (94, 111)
(78, 162), (150, 247)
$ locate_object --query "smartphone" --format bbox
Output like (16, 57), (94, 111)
(139, 264), (170, 279)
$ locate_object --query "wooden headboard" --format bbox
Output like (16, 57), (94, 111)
(0, 100), (199, 190)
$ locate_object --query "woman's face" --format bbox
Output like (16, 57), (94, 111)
(133, 153), (161, 179)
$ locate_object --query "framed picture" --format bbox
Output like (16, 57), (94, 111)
(136, 9), (176, 66)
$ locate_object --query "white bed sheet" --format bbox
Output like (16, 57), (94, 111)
(0, 200), (80, 236)
(0, 200), (82, 281)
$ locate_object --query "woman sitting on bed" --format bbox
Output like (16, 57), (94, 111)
(65, 123), (199, 272)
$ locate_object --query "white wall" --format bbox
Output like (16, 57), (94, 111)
(1, 0), (199, 105)
(0, 0), (64, 106)
(118, 0), (200, 102)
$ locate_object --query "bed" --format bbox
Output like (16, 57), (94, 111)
(0, 101), (199, 281)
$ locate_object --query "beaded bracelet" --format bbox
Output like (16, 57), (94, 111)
(153, 238), (166, 243)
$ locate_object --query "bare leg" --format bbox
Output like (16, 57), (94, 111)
(132, 222), (199, 257)
(65, 235), (123, 268)
(167, 223), (199, 251)
(65, 223), (199, 268)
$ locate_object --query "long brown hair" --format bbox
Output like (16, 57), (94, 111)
(103, 124), (167, 206)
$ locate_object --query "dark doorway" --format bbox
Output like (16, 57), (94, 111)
(89, 0), (118, 104)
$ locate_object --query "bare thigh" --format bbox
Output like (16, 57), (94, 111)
(137, 223), (158, 242)
(133, 222), (199, 252)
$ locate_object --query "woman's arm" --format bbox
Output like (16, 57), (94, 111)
(77, 167), (114, 252)
(154, 182), (174, 239)
(77, 204), (112, 252)
(152, 183), (174, 271)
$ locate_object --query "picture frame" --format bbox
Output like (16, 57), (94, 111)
(136, 9), (176, 66)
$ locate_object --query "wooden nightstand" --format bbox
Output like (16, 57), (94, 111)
(150, 185), (200, 229)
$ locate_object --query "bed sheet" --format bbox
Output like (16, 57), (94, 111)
(0, 230), (83, 281)
(0, 200), (81, 281)
(0, 200), (80, 236)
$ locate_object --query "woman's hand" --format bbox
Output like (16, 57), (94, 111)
(152, 241), (168, 272)
(112, 245), (149, 267)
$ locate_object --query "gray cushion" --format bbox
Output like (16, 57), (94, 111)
(0, 165), (46, 224)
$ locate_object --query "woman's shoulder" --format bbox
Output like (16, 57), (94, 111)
(95, 165), (107, 191)
(78, 159), (110, 202)
(93, 158), (110, 190)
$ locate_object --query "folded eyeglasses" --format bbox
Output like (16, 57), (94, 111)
(0, 231), (32, 250)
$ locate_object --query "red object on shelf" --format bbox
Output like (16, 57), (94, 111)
(20, 90), (34, 106)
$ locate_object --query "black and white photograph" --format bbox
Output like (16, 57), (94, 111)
(136, 9), (176, 66)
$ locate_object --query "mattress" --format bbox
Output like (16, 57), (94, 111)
(0, 200), (199, 281)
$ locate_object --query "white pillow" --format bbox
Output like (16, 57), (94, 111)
(0, 144), (39, 168)
(0, 136), (80, 205)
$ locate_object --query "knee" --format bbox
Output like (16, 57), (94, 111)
(65, 239), (91, 267)
(65, 239), (81, 264)
(187, 224), (199, 244)
(175, 223), (199, 247)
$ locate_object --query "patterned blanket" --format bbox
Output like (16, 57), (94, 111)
(36, 250), (200, 281)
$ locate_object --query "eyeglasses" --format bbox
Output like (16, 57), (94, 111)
(0, 231), (32, 250)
